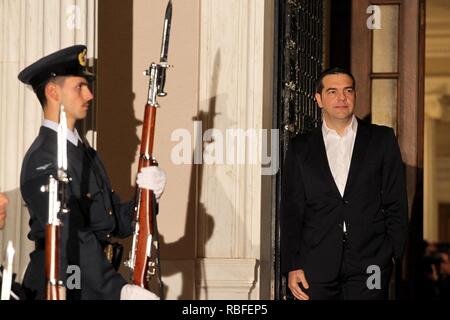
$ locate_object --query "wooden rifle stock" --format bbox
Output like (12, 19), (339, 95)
(44, 107), (69, 300)
(126, 0), (171, 294)
(132, 103), (158, 288)
(45, 224), (65, 300)
(44, 175), (66, 300)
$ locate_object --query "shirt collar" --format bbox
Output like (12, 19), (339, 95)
(322, 115), (358, 138)
(42, 119), (81, 146)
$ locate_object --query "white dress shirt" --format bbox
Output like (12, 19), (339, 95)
(322, 116), (358, 232)
(42, 119), (82, 146)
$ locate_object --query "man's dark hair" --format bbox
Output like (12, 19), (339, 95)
(35, 82), (49, 108)
(315, 67), (356, 94)
(34, 76), (66, 108)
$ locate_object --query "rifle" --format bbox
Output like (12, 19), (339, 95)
(42, 106), (70, 300)
(0, 241), (15, 300)
(124, 0), (172, 296)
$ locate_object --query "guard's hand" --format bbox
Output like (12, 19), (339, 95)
(136, 166), (167, 201)
(0, 192), (9, 229)
(288, 269), (310, 300)
(120, 284), (160, 300)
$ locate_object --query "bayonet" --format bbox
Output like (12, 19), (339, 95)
(145, 0), (173, 104)
(160, 0), (172, 63)
(126, 0), (173, 298)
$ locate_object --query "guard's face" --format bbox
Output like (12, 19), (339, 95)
(315, 74), (355, 123)
(60, 76), (93, 122)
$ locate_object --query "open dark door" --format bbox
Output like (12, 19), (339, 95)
(351, 0), (426, 299)
(275, 0), (425, 300)
(275, 0), (324, 300)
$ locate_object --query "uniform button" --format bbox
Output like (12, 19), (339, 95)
(86, 192), (92, 199)
(106, 234), (111, 239)
(111, 189), (115, 193)
(108, 208), (113, 216)
(343, 200), (349, 205)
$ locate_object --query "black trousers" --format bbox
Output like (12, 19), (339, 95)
(304, 235), (393, 300)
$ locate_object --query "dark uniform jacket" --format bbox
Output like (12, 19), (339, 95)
(280, 119), (409, 283)
(20, 126), (134, 300)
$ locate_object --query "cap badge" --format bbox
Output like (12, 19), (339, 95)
(78, 49), (87, 67)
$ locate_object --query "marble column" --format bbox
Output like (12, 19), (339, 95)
(195, 0), (275, 299)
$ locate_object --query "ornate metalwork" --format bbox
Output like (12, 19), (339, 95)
(281, 0), (323, 138)
(275, 0), (324, 301)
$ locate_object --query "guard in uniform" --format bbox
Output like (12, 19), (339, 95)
(18, 45), (166, 300)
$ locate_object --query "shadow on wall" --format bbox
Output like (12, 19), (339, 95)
(159, 51), (222, 299)
(96, 0), (207, 300)
(96, 4), (256, 298)
(166, 49), (259, 299)
(160, 49), (260, 299)
(96, 0), (140, 289)
(96, 0), (139, 201)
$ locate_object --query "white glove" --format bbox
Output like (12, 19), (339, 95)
(120, 284), (160, 300)
(136, 166), (166, 201)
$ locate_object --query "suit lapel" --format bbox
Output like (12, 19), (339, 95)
(310, 128), (342, 198)
(343, 119), (371, 197)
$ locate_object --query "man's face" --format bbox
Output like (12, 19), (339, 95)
(0, 193), (9, 230)
(315, 73), (356, 123)
(441, 253), (450, 276)
(59, 76), (94, 123)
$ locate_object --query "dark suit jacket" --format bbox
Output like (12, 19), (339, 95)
(20, 126), (134, 299)
(280, 119), (408, 283)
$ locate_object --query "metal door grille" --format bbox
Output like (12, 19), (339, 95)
(275, 0), (324, 300)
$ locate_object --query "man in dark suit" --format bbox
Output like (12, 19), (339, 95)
(280, 67), (408, 300)
(18, 45), (166, 300)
